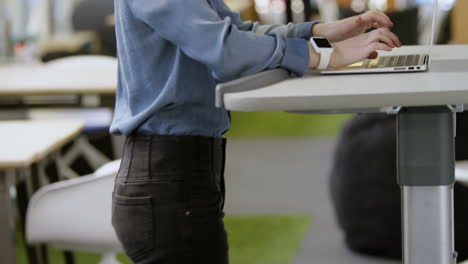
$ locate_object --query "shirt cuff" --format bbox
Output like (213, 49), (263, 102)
(295, 21), (323, 40)
(280, 38), (309, 77)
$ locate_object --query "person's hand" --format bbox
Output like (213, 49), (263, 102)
(308, 28), (401, 69)
(329, 28), (400, 68)
(312, 10), (399, 43)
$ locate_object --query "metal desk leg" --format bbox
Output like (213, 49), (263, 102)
(0, 170), (16, 264)
(17, 165), (47, 264)
(397, 106), (456, 264)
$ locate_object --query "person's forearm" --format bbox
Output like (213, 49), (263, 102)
(252, 21), (321, 39)
(312, 22), (327, 37)
(127, 0), (310, 81)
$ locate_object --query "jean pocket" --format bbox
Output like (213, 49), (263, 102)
(112, 193), (154, 262)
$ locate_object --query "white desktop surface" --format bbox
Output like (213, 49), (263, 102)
(222, 45), (468, 112)
(0, 56), (117, 96)
(0, 120), (84, 169)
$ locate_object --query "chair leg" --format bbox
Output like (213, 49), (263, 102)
(64, 251), (75, 264)
(99, 252), (121, 264)
(40, 245), (49, 264)
(285, 0), (293, 22)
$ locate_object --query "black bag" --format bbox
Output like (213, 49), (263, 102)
(329, 113), (468, 261)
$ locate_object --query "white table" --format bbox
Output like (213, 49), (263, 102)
(0, 56), (117, 175)
(0, 120), (84, 264)
(217, 45), (468, 264)
(0, 55), (117, 97)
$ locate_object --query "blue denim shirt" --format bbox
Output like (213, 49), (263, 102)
(110, 0), (319, 137)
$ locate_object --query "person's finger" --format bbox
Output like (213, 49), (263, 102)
(367, 51), (378, 59)
(365, 10), (394, 28)
(372, 22), (390, 30)
(368, 29), (397, 48)
(381, 29), (402, 47)
(377, 28), (401, 47)
(368, 42), (393, 53)
(374, 10), (394, 27)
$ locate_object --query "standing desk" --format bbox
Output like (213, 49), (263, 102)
(216, 45), (468, 264)
(0, 120), (84, 264)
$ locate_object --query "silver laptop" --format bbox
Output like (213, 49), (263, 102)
(322, 54), (429, 74)
(321, 1), (438, 75)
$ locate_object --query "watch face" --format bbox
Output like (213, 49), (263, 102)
(313, 38), (332, 48)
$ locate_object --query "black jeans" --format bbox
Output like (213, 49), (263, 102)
(111, 134), (228, 264)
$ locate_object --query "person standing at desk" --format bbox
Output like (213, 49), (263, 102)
(109, 0), (401, 263)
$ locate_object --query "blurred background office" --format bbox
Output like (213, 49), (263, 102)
(1, 0), (466, 61)
(1, 1), (468, 264)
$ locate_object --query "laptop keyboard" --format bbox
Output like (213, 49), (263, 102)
(368, 55), (421, 68)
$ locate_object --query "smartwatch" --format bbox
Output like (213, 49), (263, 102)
(309, 37), (334, 70)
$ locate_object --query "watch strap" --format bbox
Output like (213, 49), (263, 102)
(317, 50), (331, 70)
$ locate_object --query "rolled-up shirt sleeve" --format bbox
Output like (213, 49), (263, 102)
(127, 0), (310, 81)
(213, 0), (321, 39)
(252, 21), (322, 39)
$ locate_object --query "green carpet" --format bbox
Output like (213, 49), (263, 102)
(16, 215), (311, 264)
(225, 215), (312, 264)
(226, 112), (351, 138)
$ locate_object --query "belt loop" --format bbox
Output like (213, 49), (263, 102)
(211, 139), (215, 175)
(115, 136), (129, 181)
(123, 135), (135, 183)
(147, 135), (152, 178)
(212, 139), (220, 188)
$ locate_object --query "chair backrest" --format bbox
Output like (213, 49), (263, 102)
(94, 159), (121, 177)
(26, 171), (122, 252)
(71, 0), (116, 56)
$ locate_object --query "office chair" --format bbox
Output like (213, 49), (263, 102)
(72, 0), (116, 57)
(26, 160), (123, 264)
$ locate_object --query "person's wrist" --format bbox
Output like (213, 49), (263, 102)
(307, 42), (320, 69)
(328, 44), (342, 68)
(312, 23), (327, 37)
